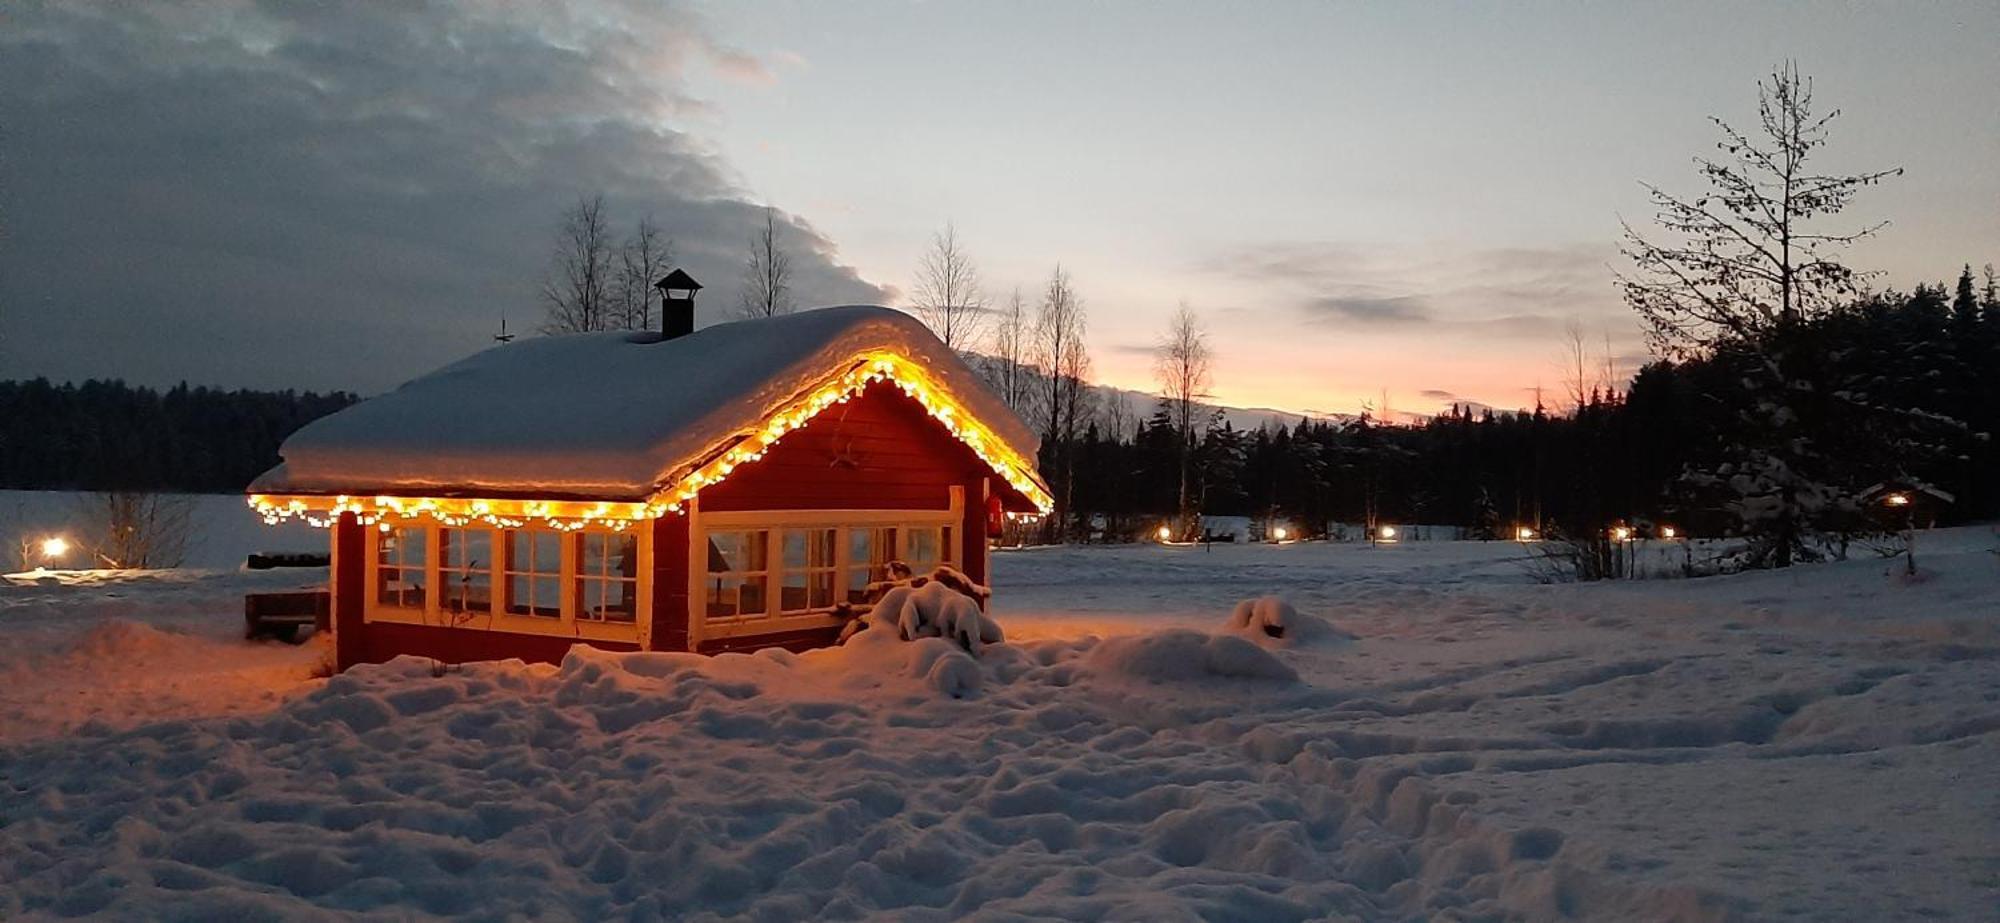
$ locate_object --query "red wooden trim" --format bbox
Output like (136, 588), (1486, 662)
(695, 624), (842, 655)
(331, 512), (366, 671)
(347, 621), (639, 667)
(651, 514), (691, 652)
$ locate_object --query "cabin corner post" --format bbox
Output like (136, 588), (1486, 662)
(961, 476), (990, 593)
(651, 513), (692, 652)
(330, 511), (366, 671)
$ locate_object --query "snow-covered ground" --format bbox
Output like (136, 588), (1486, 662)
(2, 494), (1996, 920)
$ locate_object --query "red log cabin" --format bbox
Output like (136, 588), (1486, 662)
(248, 304), (1051, 671)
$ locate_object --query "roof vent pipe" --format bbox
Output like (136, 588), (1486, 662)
(654, 269), (701, 339)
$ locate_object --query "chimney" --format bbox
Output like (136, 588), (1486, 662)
(654, 269), (702, 339)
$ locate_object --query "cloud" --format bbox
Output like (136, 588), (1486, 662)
(1418, 388), (1496, 414)
(0, 1), (887, 393)
(1105, 342), (1160, 358)
(1203, 241), (1634, 343)
(708, 48), (778, 86)
(1303, 295), (1432, 325)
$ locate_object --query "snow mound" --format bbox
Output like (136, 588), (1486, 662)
(1085, 629), (1299, 683)
(66, 618), (191, 659)
(1223, 595), (1353, 647)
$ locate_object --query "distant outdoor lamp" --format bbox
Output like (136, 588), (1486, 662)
(1379, 525), (1397, 540)
(1273, 526), (1289, 541)
(40, 536), (70, 563)
(1156, 525), (1172, 542)
(1659, 526), (1678, 540)
(1884, 492), (1911, 507)
(1516, 526), (1537, 541)
(1611, 526), (1632, 542)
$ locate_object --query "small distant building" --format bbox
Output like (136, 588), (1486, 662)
(249, 303), (1050, 671)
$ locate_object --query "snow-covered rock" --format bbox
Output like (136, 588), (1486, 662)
(1223, 595), (1353, 648)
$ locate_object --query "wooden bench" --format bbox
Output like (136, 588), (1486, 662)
(244, 590), (331, 643)
(246, 551), (331, 570)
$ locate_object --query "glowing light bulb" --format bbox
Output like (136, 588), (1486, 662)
(1157, 525), (1173, 542)
(39, 536), (69, 562)
(1884, 493), (1910, 507)
(1517, 527), (1537, 541)
(1660, 526), (1677, 540)
(1611, 526), (1632, 541)
(1273, 526), (1288, 541)
(1379, 525), (1397, 540)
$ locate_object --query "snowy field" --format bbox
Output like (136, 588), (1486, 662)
(2, 491), (1997, 921)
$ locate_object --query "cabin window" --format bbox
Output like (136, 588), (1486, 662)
(439, 528), (494, 616)
(706, 530), (770, 620)
(504, 529), (563, 619)
(698, 514), (964, 631)
(902, 525), (955, 574)
(364, 525), (645, 639)
(376, 526), (427, 609)
(576, 532), (639, 624)
(845, 526), (894, 603)
(780, 528), (837, 613)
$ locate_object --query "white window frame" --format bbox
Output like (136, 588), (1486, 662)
(437, 526), (498, 623)
(501, 528), (565, 622)
(574, 531), (644, 628)
(701, 527), (772, 624)
(374, 524), (430, 613)
(778, 526), (839, 615)
(363, 522), (651, 645)
(689, 488), (965, 646)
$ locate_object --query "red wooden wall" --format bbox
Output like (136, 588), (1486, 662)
(696, 380), (994, 513)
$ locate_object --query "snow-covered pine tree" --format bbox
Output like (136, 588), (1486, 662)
(1470, 485), (1501, 540)
(1198, 416), (1248, 519)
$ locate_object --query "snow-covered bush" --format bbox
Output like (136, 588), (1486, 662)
(841, 564), (1003, 654)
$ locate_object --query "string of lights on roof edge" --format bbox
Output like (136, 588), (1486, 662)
(249, 352), (1055, 531)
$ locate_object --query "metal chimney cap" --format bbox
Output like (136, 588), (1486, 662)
(654, 269), (701, 292)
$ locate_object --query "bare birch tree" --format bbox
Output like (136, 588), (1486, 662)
(739, 207), (794, 319)
(81, 491), (196, 569)
(909, 223), (988, 351)
(1033, 266), (1089, 541)
(540, 194), (615, 333)
(1155, 302), (1212, 536)
(612, 215), (672, 331)
(1557, 319), (1609, 415)
(986, 286), (1035, 419)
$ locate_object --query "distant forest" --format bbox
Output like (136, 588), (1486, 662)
(0, 380), (356, 492)
(1051, 269), (2000, 542)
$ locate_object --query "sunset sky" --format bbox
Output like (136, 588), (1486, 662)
(3, 1), (1995, 418)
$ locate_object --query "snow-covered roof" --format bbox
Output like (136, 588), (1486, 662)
(251, 306), (1047, 509)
